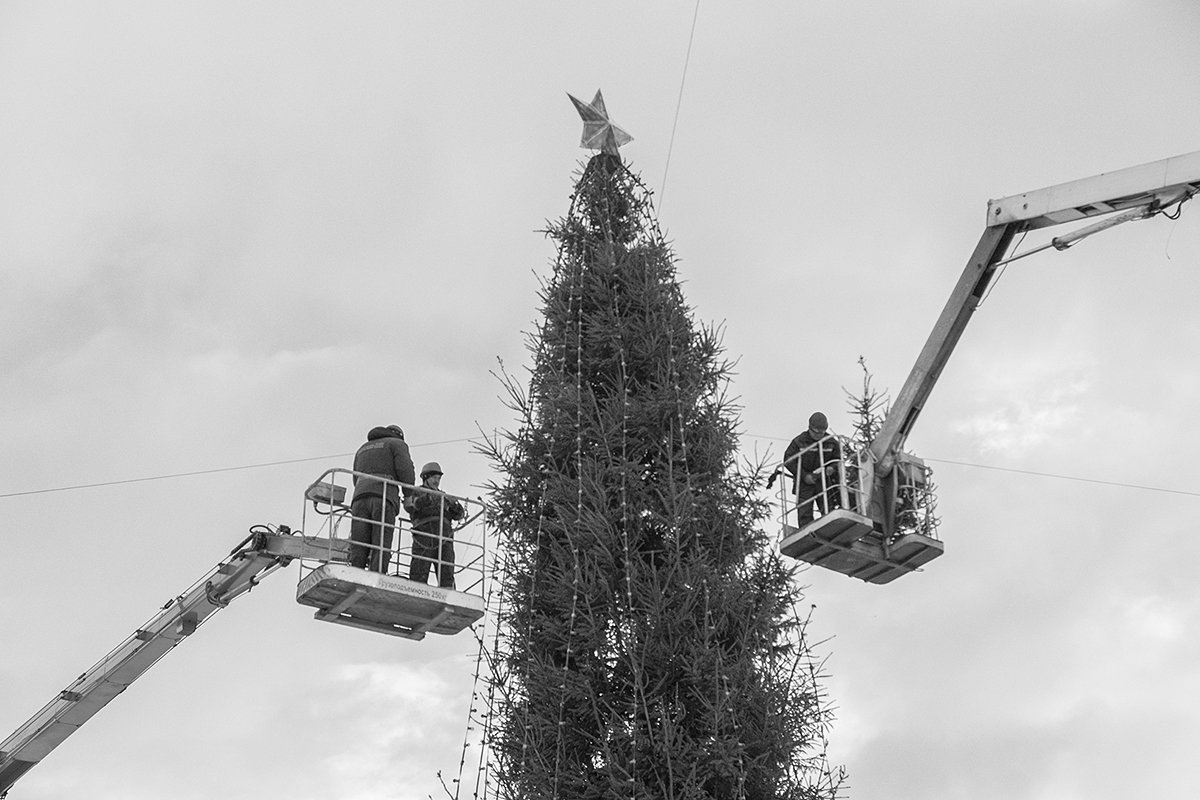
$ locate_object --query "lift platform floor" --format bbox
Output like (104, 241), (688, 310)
(779, 509), (944, 584)
(296, 563), (484, 640)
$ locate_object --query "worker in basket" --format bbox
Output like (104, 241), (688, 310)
(407, 462), (465, 589)
(349, 425), (415, 573)
(781, 411), (843, 528)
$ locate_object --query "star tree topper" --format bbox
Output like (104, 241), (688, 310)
(568, 89), (633, 155)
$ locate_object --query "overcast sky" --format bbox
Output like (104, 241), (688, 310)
(3, 3), (1200, 799)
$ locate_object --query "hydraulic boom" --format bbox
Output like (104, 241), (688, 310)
(0, 526), (347, 797)
(781, 148), (1199, 582)
(871, 148), (1200, 478)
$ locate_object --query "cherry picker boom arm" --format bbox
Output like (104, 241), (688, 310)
(0, 527), (347, 797)
(868, 224), (1015, 476)
(869, 149), (1200, 477)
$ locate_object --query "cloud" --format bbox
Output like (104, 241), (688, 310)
(3, 6), (1199, 800)
(951, 372), (1091, 458)
(304, 659), (474, 800)
(847, 698), (1200, 800)
(950, 381), (1094, 460)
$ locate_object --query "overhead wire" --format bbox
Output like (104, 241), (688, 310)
(745, 433), (1200, 498)
(921, 456), (1200, 499)
(6, 431), (1198, 501)
(658, 0), (701, 211)
(0, 436), (482, 499)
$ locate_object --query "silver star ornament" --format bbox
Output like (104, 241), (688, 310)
(568, 90), (633, 155)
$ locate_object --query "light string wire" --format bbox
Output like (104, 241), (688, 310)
(470, 179), (592, 799)
(613, 284), (641, 796)
(550, 170), (592, 800)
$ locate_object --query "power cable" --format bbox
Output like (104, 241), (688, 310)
(658, 0), (701, 211)
(6, 432), (1198, 501)
(921, 456), (1200, 498)
(0, 436), (482, 499)
(744, 433), (1200, 498)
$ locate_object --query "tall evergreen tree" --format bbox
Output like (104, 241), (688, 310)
(479, 103), (840, 800)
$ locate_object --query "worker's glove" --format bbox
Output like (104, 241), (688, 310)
(802, 473), (817, 486)
(766, 469), (780, 489)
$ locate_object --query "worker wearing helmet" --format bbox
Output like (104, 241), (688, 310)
(349, 425), (415, 573)
(407, 461), (465, 589)
(780, 411), (843, 527)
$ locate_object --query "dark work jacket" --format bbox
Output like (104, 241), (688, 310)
(352, 427), (415, 508)
(783, 431), (842, 489)
(410, 487), (466, 536)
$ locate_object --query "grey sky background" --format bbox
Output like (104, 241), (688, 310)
(3, 3), (1199, 799)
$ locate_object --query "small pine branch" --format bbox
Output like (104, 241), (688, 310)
(843, 356), (888, 451)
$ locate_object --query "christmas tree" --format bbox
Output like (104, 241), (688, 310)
(477, 92), (841, 800)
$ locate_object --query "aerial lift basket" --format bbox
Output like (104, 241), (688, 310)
(297, 470), (486, 639)
(776, 441), (942, 584)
